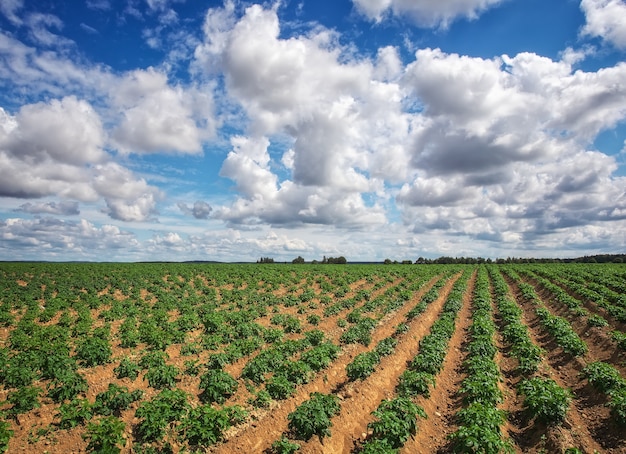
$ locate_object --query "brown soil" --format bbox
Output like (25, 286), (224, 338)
(504, 272), (621, 453)
(209, 273), (453, 453)
(403, 269), (476, 453)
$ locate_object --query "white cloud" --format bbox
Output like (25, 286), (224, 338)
(15, 201), (80, 215)
(581, 0), (626, 49)
(197, 4), (404, 228)
(178, 200), (212, 219)
(25, 13), (74, 47)
(111, 68), (215, 154)
(352, 0), (506, 28)
(0, 217), (140, 260)
(0, 98), (162, 222)
(2, 96), (106, 165)
(93, 163), (161, 222)
(0, 0), (23, 25)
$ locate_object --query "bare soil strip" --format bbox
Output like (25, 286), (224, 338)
(402, 270), (476, 454)
(524, 273), (626, 376)
(209, 273), (452, 453)
(503, 273), (611, 453)
(296, 273), (462, 454)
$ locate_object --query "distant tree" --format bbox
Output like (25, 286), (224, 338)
(321, 256), (346, 264)
(257, 257), (275, 264)
(383, 259), (392, 265)
(292, 256), (305, 264)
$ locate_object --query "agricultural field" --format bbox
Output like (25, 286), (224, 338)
(0, 262), (625, 453)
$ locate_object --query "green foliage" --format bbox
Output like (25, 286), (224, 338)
(346, 351), (380, 381)
(340, 318), (376, 346)
(306, 314), (321, 326)
(586, 314), (608, 328)
(270, 436), (301, 454)
(266, 374), (296, 400)
(374, 337), (397, 357)
(448, 403), (512, 454)
(146, 364), (179, 390)
(47, 370), (88, 403)
(396, 370), (435, 398)
(114, 358), (140, 380)
(180, 405), (246, 448)
(0, 420), (13, 454)
(581, 361), (625, 394)
(199, 369), (238, 404)
(288, 393), (340, 441)
(518, 377), (571, 424)
(607, 388), (626, 424)
(94, 383), (143, 416)
(83, 416), (126, 453)
(135, 388), (189, 442)
(360, 438), (398, 454)
(76, 335), (112, 367)
(8, 385), (41, 415)
(57, 398), (93, 429)
(248, 389), (272, 409)
(368, 397), (426, 448)
(300, 342), (340, 372)
(612, 330), (626, 351)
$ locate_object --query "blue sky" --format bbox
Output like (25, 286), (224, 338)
(0, 0), (625, 262)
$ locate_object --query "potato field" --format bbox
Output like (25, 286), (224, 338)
(1, 262), (625, 453)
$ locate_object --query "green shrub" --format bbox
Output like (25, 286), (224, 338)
(396, 370), (435, 398)
(270, 436), (300, 454)
(93, 383), (143, 416)
(518, 377), (571, 424)
(146, 364), (179, 390)
(47, 371), (88, 403)
(114, 358), (140, 380)
(83, 416), (126, 453)
(57, 398), (93, 429)
(346, 351), (380, 381)
(76, 336), (112, 367)
(266, 375), (296, 400)
(0, 420), (13, 454)
(135, 388), (189, 442)
(368, 397), (426, 448)
(180, 405), (245, 448)
(199, 369), (238, 404)
(287, 393), (340, 441)
(8, 385), (42, 415)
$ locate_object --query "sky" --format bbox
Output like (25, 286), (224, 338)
(0, 0), (625, 262)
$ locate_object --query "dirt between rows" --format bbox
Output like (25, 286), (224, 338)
(403, 269), (476, 453)
(209, 273), (455, 453)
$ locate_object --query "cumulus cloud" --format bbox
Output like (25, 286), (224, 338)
(352, 0), (506, 28)
(197, 4), (400, 228)
(178, 200), (212, 219)
(0, 217), (139, 260)
(581, 0), (626, 49)
(15, 201), (80, 215)
(93, 163), (161, 222)
(111, 68), (215, 154)
(0, 98), (161, 222)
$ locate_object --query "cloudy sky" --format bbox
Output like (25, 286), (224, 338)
(0, 0), (625, 262)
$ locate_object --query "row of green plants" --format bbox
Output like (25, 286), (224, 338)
(489, 267), (543, 375)
(397, 270), (470, 399)
(494, 268), (574, 426)
(503, 269), (588, 357)
(448, 267), (512, 454)
(581, 361), (626, 424)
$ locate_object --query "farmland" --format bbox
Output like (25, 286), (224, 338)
(0, 262), (625, 453)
